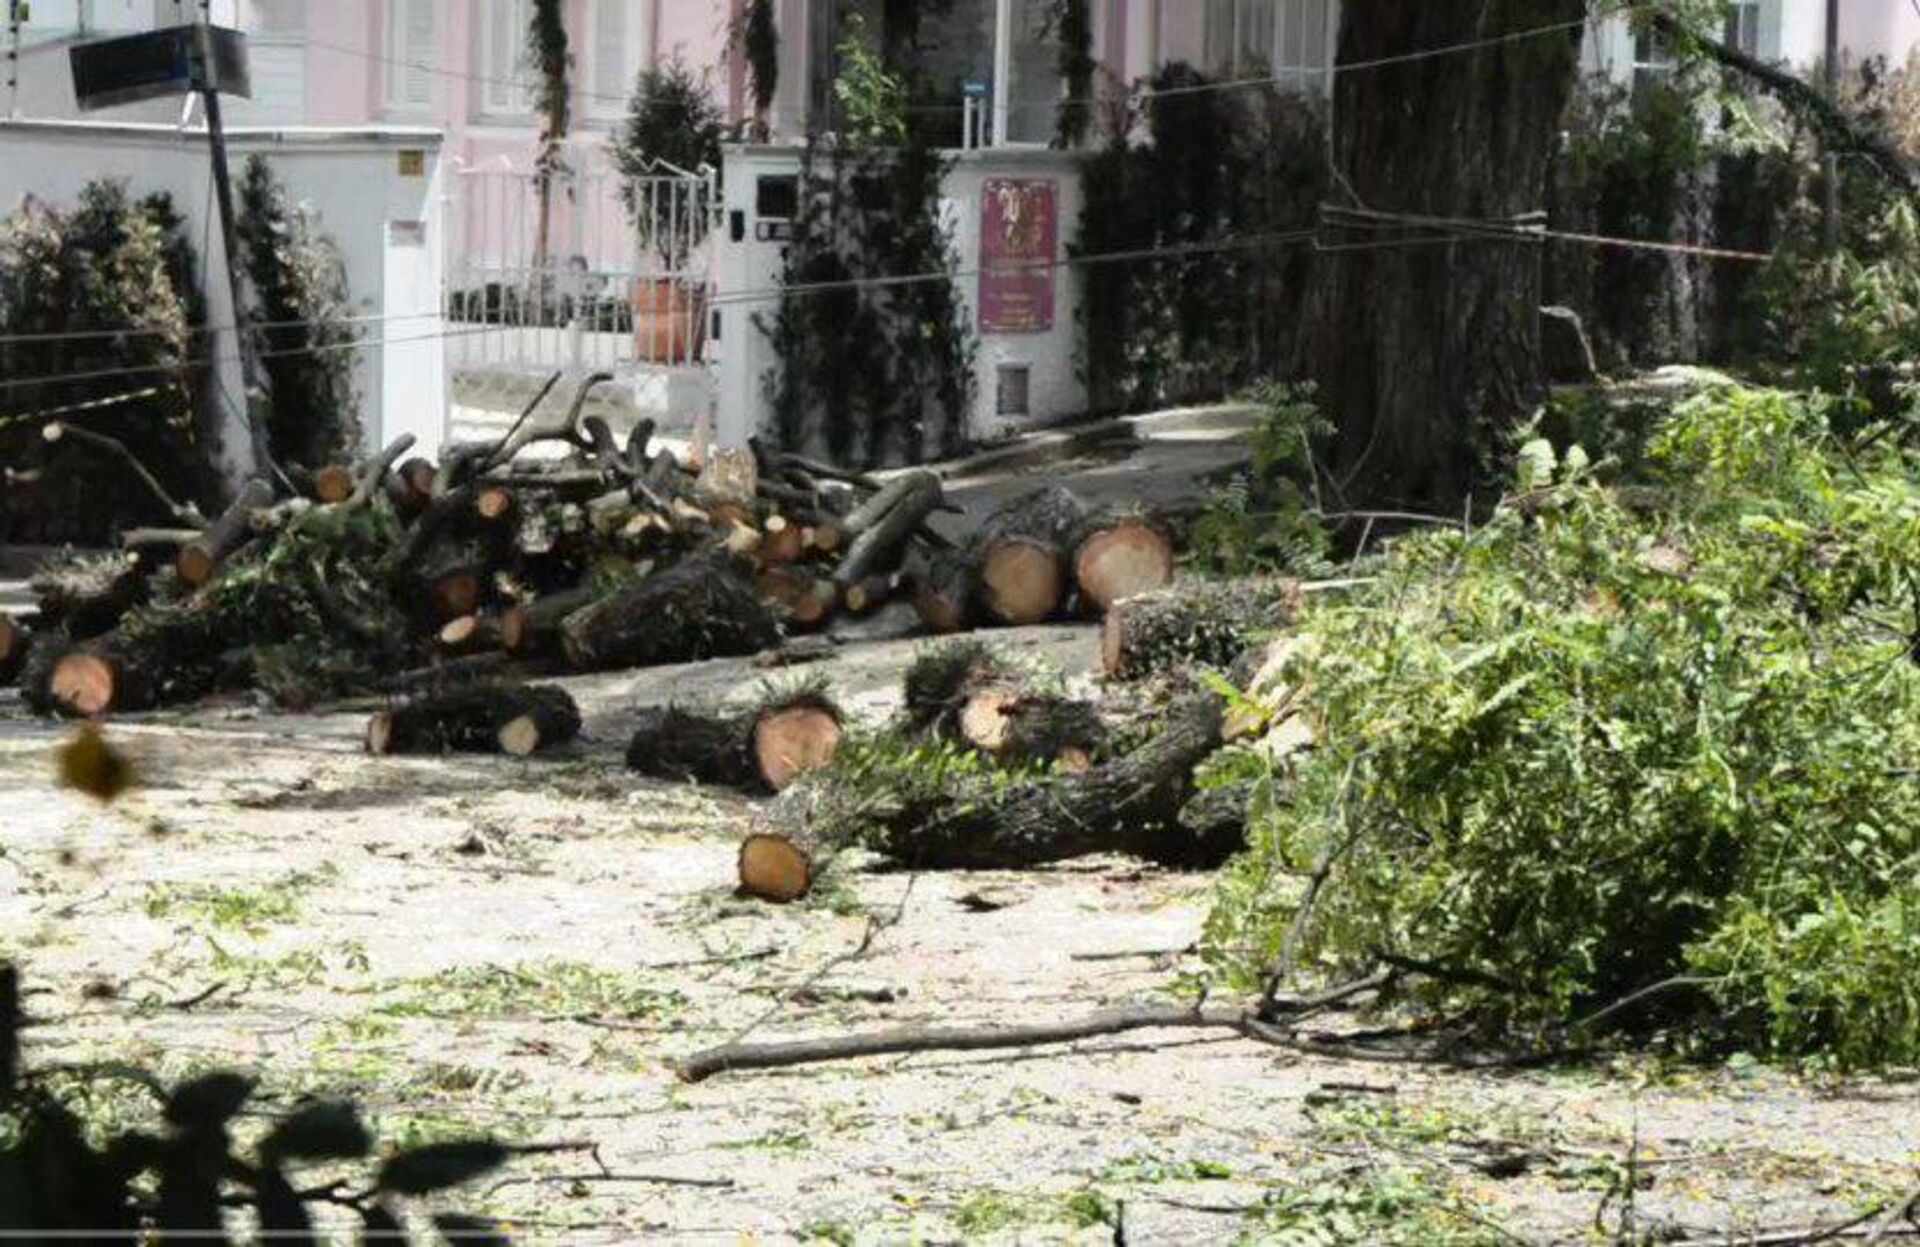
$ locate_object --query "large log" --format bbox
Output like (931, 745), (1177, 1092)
(29, 554), (149, 640)
(626, 690), (844, 793)
(178, 479), (275, 588)
(900, 640), (1102, 768)
(1101, 579), (1303, 681)
(1072, 513), (1176, 612)
(973, 485), (1090, 625)
(41, 604), (234, 716)
(907, 544), (977, 634)
(560, 550), (782, 673)
(366, 683), (581, 757)
(866, 691), (1232, 870)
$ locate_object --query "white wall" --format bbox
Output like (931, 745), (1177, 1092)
(0, 120), (448, 474)
(715, 144), (1087, 456)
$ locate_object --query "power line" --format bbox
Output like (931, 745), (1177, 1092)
(0, 308), (447, 348)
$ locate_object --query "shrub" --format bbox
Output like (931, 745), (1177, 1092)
(1187, 381), (1333, 577)
(236, 156), (360, 472)
(615, 57), (725, 267)
(760, 19), (974, 467)
(1075, 64), (1326, 415)
(0, 182), (211, 543)
(1205, 380), (1920, 1066)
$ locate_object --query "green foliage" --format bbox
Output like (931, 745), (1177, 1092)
(0, 962), (515, 1241)
(1206, 381), (1920, 1067)
(526, 0), (571, 169)
(236, 156), (360, 472)
(736, 0), (780, 130)
(0, 181), (210, 543)
(1188, 381), (1334, 576)
(1075, 65), (1325, 414)
(616, 58), (726, 265)
(1051, 0), (1095, 148)
(762, 35), (975, 467)
(831, 15), (908, 149)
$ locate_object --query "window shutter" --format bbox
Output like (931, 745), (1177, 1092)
(486, 0), (521, 113)
(400, 0), (434, 107)
(1757, 0), (1783, 63)
(594, 0), (631, 105)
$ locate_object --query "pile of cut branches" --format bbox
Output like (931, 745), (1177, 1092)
(1206, 380), (1920, 1067)
(0, 373), (1182, 720)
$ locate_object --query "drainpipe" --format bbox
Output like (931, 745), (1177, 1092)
(1822, 0), (1840, 252)
(991, 0), (1011, 147)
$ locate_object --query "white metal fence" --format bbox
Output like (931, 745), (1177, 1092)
(443, 157), (718, 378)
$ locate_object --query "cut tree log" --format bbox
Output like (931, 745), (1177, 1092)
(737, 829), (829, 903)
(438, 614), (503, 655)
(834, 472), (947, 591)
(311, 464), (356, 504)
(367, 683), (581, 756)
(841, 574), (894, 615)
(178, 479), (275, 588)
(759, 515), (806, 565)
(42, 604), (233, 716)
(908, 545), (976, 634)
(973, 485), (1090, 625)
(560, 550), (781, 673)
(626, 690), (844, 793)
(31, 553), (149, 640)
(865, 691), (1233, 870)
(1101, 579), (1303, 681)
(901, 640), (1102, 767)
(1073, 514), (1176, 612)
(757, 566), (838, 630)
(500, 586), (598, 656)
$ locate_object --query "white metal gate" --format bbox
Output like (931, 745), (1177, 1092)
(444, 155), (719, 375)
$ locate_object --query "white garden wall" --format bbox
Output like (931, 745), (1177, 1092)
(0, 119), (448, 473)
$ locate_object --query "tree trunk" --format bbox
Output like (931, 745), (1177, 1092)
(561, 550), (782, 672)
(367, 683), (581, 757)
(626, 691), (844, 793)
(1101, 579), (1302, 682)
(864, 692), (1235, 870)
(1316, 0), (1586, 510)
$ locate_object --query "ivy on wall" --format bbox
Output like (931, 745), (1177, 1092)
(762, 19), (975, 468)
(1053, 0), (1095, 148)
(1075, 65), (1327, 415)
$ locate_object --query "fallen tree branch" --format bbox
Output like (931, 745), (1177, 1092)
(676, 974), (1393, 1082)
(41, 421), (203, 526)
(1651, 11), (1919, 195)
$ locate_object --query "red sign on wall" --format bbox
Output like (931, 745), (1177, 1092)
(978, 178), (1058, 334)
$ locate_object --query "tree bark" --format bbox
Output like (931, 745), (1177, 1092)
(1101, 579), (1302, 681)
(367, 683), (580, 756)
(561, 551), (782, 673)
(1316, 0), (1586, 510)
(865, 692), (1233, 870)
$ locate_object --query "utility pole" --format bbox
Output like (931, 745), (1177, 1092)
(191, 16), (279, 484)
(1822, 0), (1841, 252)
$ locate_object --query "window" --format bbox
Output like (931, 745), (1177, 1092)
(243, 0), (305, 38)
(1203, 0), (1334, 91)
(587, 0), (649, 123)
(385, 0), (437, 113)
(481, 0), (532, 116)
(15, 0), (146, 48)
(1724, 0), (1760, 56)
(1631, 26), (1675, 93)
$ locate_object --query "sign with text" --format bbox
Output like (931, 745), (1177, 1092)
(70, 24), (250, 112)
(978, 178), (1057, 334)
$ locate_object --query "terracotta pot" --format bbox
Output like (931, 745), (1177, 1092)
(633, 277), (707, 364)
